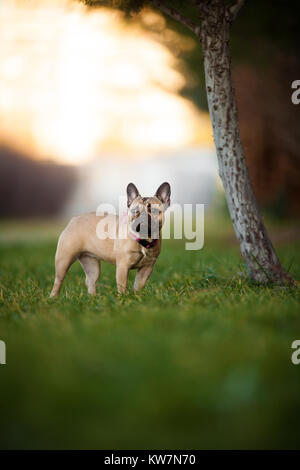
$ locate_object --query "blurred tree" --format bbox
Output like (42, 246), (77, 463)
(83, 0), (294, 285)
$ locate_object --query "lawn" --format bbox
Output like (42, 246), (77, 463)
(0, 216), (299, 449)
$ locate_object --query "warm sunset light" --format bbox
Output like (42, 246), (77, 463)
(0, 0), (212, 165)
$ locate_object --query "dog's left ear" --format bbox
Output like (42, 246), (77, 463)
(155, 182), (171, 209)
(127, 183), (140, 207)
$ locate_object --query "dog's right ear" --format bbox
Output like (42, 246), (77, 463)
(127, 183), (140, 207)
(155, 182), (171, 209)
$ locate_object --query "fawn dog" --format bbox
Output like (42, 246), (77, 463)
(50, 182), (171, 297)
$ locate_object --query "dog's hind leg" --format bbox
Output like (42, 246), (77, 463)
(50, 255), (75, 298)
(79, 254), (100, 295)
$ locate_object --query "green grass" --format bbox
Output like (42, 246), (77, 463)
(0, 217), (299, 449)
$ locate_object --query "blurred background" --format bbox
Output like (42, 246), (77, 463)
(0, 0), (299, 220)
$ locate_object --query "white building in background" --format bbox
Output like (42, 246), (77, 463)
(65, 147), (219, 216)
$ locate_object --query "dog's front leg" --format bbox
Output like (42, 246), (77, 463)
(134, 265), (153, 292)
(116, 261), (129, 294)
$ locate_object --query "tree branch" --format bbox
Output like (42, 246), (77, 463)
(148, 0), (201, 37)
(227, 0), (245, 22)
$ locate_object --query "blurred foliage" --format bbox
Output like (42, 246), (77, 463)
(83, 1), (198, 20)
(231, 0), (300, 63)
(83, 0), (146, 14)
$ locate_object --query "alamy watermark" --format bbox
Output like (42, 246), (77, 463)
(291, 80), (300, 104)
(291, 340), (300, 365)
(95, 197), (204, 250)
(0, 340), (6, 365)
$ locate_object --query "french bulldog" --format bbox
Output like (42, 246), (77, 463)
(50, 182), (171, 297)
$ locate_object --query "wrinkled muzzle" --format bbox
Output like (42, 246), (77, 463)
(131, 211), (160, 239)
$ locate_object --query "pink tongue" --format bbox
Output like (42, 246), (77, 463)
(131, 232), (140, 242)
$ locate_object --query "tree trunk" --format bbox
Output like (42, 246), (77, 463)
(199, 0), (292, 284)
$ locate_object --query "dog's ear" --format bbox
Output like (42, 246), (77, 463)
(127, 183), (140, 207)
(155, 182), (171, 209)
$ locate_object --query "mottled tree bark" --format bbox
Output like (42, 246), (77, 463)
(199, 0), (292, 283)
